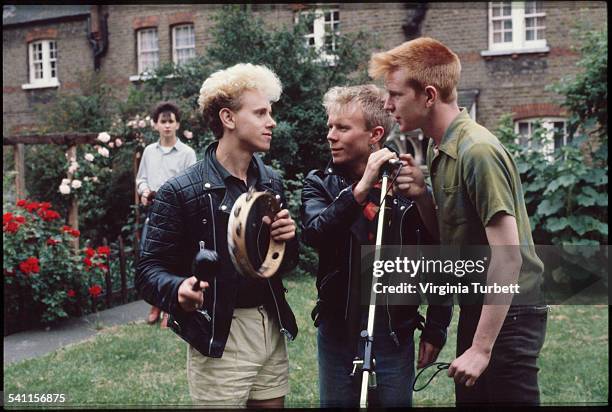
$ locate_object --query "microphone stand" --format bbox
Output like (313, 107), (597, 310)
(352, 166), (393, 408)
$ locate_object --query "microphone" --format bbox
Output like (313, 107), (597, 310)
(192, 249), (220, 291)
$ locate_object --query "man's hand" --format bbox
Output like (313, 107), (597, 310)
(353, 148), (398, 205)
(178, 276), (209, 312)
(140, 189), (151, 206)
(262, 209), (296, 242)
(417, 340), (441, 368)
(394, 153), (427, 199)
(447, 345), (491, 387)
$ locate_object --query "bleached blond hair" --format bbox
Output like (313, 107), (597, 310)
(323, 84), (396, 142)
(369, 37), (461, 103)
(198, 63), (283, 139)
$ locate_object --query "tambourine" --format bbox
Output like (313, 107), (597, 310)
(227, 188), (285, 279)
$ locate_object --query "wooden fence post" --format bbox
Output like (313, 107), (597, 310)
(66, 145), (79, 251)
(14, 143), (26, 199)
(133, 150), (141, 264)
(118, 235), (128, 304)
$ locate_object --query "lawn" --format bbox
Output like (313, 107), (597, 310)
(3, 273), (608, 408)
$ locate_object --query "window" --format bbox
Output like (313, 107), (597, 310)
(515, 118), (570, 157)
(483, 1), (548, 56)
(299, 8), (340, 63)
(137, 28), (159, 74)
(172, 24), (196, 65)
(23, 40), (59, 89)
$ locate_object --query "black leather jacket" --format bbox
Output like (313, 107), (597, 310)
(136, 142), (298, 358)
(300, 162), (452, 348)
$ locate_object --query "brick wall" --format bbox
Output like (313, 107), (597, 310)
(420, 1), (607, 131)
(3, 18), (92, 134)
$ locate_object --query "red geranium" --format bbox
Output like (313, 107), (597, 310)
(3, 212), (13, 224)
(96, 246), (111, 256)
(96, 263), (109, 272)
(25, 202), (39, 213)
(16, 199), (27, 207)
(62, 225), (72, 232)
(69, 229), (80, 238)
(38, 209), (60, 222)
(18, 257), (40, 275)
(39, 202), (52, 210)
(14, 215), (26, 223)
(83, 257), (93, 268)
(46, 238), (60, 246)
(88, 284), (102, 298)
(85, 247), (96, 258)
(67, 289), (76, 298)
(4, 221), (20, 234)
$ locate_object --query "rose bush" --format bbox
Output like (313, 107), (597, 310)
(3, 199), (113, 333)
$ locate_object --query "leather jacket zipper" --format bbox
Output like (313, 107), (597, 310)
(207, 193), (217, 354)
(267, 278), (293, 340)
(387, 201), (415, 345)
(344, 236), (352, 320)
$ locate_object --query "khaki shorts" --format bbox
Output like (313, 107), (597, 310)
(187, 305), (289, 407)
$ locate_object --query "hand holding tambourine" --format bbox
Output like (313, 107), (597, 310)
(228, 188), (295, 279)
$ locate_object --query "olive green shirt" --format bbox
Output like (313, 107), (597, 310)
(426, 108), (543, 282)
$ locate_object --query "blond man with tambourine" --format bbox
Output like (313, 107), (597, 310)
(136, 63), (298, 408)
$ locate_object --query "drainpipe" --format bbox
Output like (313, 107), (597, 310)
(402, 3), (428, 40)
(87, 5), (108, 71)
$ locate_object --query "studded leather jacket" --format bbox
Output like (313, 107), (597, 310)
(136, 142), (298, 358)
(300, 162), (452, 348)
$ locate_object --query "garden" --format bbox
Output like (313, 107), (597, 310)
(3, 5), (608, 408)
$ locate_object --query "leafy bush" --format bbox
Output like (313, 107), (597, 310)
(3, 199), (115, 333)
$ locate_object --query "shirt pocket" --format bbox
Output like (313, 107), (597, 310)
(440, 185), (468, 225)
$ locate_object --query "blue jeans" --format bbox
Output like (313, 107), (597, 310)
(317, 313), (416, 408)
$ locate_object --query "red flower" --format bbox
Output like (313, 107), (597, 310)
(67, 289), (76, 298)
(83, 257), (93, 267)
(96, 246), (111, 256)
(25, 202), (39, 213)
(85, 247), (96, 258)
(88, 284), (102, 298)
(70, 229), (80, 238)
(19, 257), (40, 275)
(62, 225), (72, 232)
(3, 212), (13, 224)
(15, 215), (26, 223)
(46, 238), (60, 246)
(16, 199), (27, 207)
(39, 202), (52, 210)
(4, 221), (20, 234)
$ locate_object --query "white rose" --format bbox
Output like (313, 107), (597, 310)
(183, 130), (193, 139)
(109, 142), (115, 148)
(71, 179), (82, 189)
(127, 120), (136, 128)
(68, 163), (78, 174)
(59, 184), (71, 195)
(97, 132), (111, 143)
(84, 153), (95, 162)
(61, 178), (71, 185)
(92, 176), (99, 183)
(97, 147), (110, 158)
(138, 120), (147, 128)
(145, 115), (151, 121)
(115, 138), (123, 147)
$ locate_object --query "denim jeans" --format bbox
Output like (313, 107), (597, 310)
(456, 305), (548, 405)
(317, 312), (416, 408)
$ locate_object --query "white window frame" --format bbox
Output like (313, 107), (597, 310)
(136, 28), (159, 75)
(22, 39), (60, 89)
(296, 7), (340, 65)
(482, 1), (549, 57)
(514, 117), (569, 159)
(172, 24), (196, 66)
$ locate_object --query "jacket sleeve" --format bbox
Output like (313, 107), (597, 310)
(273, 174), (299, 274)
(420, 305), (453, 349)
(135, 180), (189, 316)
(300, 171), (363, 250)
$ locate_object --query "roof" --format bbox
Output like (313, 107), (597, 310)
(3, 5), (90, 26)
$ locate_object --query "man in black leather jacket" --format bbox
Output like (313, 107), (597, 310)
(301, 84), (452, 407)
(136, 63), (298, 408)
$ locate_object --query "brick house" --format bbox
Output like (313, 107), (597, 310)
(3, 2), (607, 162)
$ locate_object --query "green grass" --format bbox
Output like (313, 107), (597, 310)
(4, 274), (608, 408)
